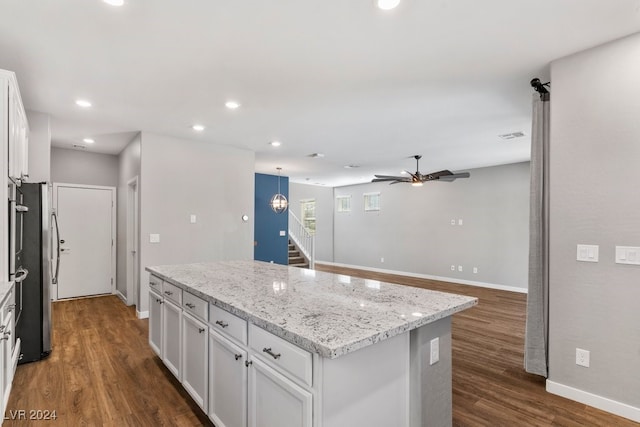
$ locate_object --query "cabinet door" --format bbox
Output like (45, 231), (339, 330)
(7, 83), (28, 182)
(149, 291), (163, 357)
(161, 299), (182, 380)
(7, 83), (19, 181)
(182, 312), (208, 411)
(248, 358), (312, 427)
(209, 330), (247, 427)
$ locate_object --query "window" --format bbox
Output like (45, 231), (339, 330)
(363, 192), (380, 212)
(336, 195), (351, 213)
(300, 199), (316, 235)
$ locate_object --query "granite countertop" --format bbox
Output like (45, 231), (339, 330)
(146, 260), (477, 359)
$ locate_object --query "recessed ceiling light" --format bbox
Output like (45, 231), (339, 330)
(192, 124), (205, 131)
(225, 101), (240, 110)
(75, 99), (92, 108)
(269, 141), (281, 147)
(103, 0), (124, 6)
(377, 0), (400, 10)
(83, 138), (95, 144)
(309, 153), (325, 158)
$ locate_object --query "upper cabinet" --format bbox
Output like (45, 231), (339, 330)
(2, 70), (29, 184)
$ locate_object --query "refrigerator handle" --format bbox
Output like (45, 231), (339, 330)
(14, 267), (29, 283)
(52, 211), (61, 285)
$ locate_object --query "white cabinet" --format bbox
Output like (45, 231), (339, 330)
(5, 72), (28, 183)
(0, 286), (17, 413)
(209, 329), (247, 427)
(248, 357), (312, 427)
(149, 289), (163, 357)
(181, 311), (208, 411)
(162, 299), (182, 380)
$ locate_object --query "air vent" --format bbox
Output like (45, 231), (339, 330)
(498, 131), (525, 140)
(72, 144), (87, 149)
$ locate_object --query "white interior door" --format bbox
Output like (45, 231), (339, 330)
(55, 184), (115, 299)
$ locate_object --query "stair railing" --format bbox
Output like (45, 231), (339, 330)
(288, 210), (315, 269)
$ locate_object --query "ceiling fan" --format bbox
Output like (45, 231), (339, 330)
(372, 155), (470, 186)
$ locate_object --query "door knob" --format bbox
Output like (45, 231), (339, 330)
(60, 239), (65, 244)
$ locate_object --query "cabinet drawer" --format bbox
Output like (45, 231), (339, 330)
(210, 305), (247, 345)
(149, 275), (163, 294)
(183, 292), (208, 322)
(163, 281), (182, 305)
(249, 324), (312, 387)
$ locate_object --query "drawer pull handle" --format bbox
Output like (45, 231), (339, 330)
(235, 354), (242, 361)
(164, 291), (173, 296)
(185, 303), (195, 309)
(245, 360), (252, 367)
(198, 328), (206, 334)
(263, 347), (281, 360)
(215, 320), (229, 328)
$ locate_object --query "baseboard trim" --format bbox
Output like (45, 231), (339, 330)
(315, 261), (527, 294)
(116, 290), (127, 304)
(137, 310), (149, 320)
(546, 380), (640, 423)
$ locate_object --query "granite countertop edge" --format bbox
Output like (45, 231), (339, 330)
(146, 264), (478, 359)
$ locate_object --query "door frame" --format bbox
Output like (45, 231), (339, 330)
(52, 183), (117, 301)
(126, 176), (139, 307)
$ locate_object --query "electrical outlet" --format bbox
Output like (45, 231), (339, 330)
(458, 218), (463, 226)
(576, 348), (590, 368)
(458, 265), (463, 272)
(473, 267), (478, 274)
(430, 337), (439, 365)
(450, 265), (455, 271)
(190, 214), (197, 224)
(450, 219), (456, 226)
(380, 257), (384, 263)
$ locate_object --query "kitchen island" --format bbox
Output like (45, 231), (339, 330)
(146, 260), (477, 427)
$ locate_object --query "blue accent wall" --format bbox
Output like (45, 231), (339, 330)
(254, 173), (289, 265)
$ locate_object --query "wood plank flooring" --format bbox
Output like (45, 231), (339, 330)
(5, 268), (639, 426)
(5, 296), (211, 426)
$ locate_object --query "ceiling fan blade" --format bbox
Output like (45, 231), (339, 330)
(372, 177), (406, 183)
(374, 175), (405, 180)
(422, 170), (453, 180)
(389, 180), (409, 185)
(438, 172), (470, 182)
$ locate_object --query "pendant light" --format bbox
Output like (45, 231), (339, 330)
(270, 167), (288, 214)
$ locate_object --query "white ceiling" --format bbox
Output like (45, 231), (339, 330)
(2, 1), (640, 187)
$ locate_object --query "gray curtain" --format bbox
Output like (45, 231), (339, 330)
(525, 92), (550, 377)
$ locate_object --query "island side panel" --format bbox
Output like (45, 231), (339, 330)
(319, 332), (410, 427)
(410, 317), (452, 427)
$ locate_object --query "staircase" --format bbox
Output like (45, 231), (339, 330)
(288, 240), (309, 269)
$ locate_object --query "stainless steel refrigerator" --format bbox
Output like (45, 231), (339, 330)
(16, 182), (57, 363)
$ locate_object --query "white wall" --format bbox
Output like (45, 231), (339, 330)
(25, 110), (50, 183)
(548, 33), (640, 419)
(288, 183), (334, 262)
(138, 132), (254, 313)
(116, 134), (141, 301)
(51, 147), (119, 187)
(332, 162), (530, 290)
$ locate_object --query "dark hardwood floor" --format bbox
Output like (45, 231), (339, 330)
(6, 296), (211, 426)
(4, 268), (638, 426)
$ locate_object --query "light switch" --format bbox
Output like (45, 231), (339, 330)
(149, 233), (160, 243)
(279, 230), (286, 237)
(576, 244), (598, 262)
(616, 246), (640, 265)
(190, 214), (197, 224)
(458, 219), (463, 226)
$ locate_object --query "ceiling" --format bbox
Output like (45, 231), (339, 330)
(1, 1), (639, 187)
